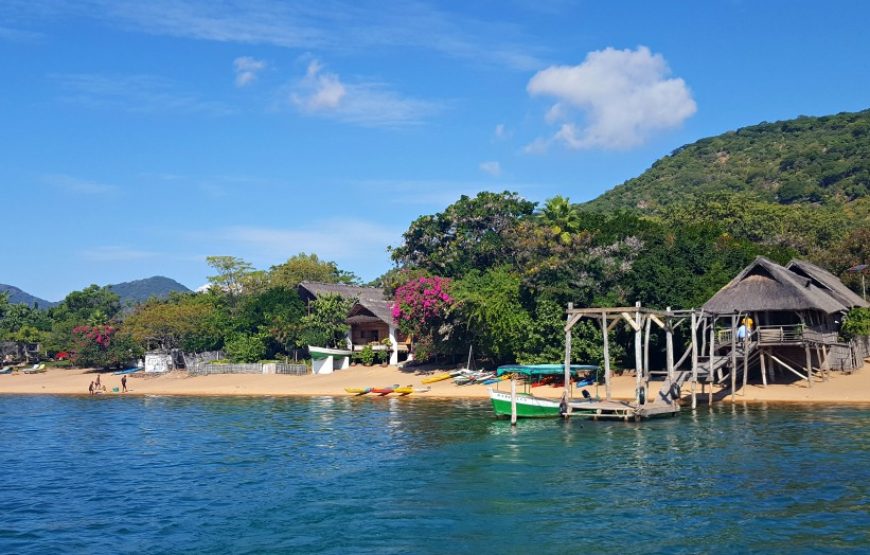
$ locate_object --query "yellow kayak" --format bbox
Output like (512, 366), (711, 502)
(421, 372), (452, 384)
(345, 387), (371, 395)
(393, 386), (414, 395)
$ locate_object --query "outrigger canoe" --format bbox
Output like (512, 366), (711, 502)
(345, 387), (371, 396)
(421, 370), (461, 384)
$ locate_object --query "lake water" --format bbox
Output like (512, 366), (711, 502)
(1, 395), (869, 554)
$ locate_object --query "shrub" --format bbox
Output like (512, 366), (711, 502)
(359, 345), (375, 366)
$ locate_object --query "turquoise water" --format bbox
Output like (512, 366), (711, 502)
(1, 396), (869, 554)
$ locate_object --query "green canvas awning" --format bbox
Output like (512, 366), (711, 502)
(496, 364), (600, 377)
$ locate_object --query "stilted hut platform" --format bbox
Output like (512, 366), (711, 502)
(562, 256), (869, 413)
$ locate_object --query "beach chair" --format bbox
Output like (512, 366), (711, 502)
(23, 363), (46, 374)
(0, 366), (12, 375)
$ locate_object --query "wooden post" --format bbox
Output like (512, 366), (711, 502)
(565, 303), (573, 409)
(601, 312), (612, 401)
(730, 314), (737, 403)
(804, 343), (813, 388)
(643, 315), (652, 391)
(708, 316), (716, 406)
(767, 351), (776, 384)
(666, 306), (675, 388)
(691, 311), (698, 409)
(760, 349), (767, 387)
(510, 374), (517, 426)
(742, 336), (749, 393)
(635, 302), (643, 406)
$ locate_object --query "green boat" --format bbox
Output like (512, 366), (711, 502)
(489, 364), (601, 419)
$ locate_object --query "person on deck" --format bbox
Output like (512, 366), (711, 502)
(737, 322), (748, 342)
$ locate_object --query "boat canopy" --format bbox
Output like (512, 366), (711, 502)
(496, 364), (600, 377)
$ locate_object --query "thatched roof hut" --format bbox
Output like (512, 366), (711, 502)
(703, 256), (849, 315)
(786, 259), (868, 309)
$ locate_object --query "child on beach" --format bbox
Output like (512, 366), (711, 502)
(88, 381), (94, 395)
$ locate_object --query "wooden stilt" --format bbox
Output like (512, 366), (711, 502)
(760, 349), (767, 387)
(708, 317), (716, 406)
(691, 311), (698, 409)
(742, 337), (749, 393)
(635, 302), (644, 406)
(643, 315), (652, 391)
(564, 303), (573, 415)
(666, 307), (675, 389)
(804, 344), (813, 388)
(730, 314), (737, 403)
(601, 312), (612, 401)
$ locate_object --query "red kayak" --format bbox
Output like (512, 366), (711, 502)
(371, 384), (399, 396)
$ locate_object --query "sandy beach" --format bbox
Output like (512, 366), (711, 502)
(2, 362), (870, 404)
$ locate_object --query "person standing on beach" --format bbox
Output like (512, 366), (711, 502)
(95, 374), (101, 390)
(121, 375), (127, 393)
(88, 381), (94, 395)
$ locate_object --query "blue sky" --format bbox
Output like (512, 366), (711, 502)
(2, 1), (869, 301)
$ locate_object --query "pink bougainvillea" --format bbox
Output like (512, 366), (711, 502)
(391, 276), (453, 332)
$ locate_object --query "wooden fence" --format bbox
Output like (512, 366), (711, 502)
(187, 361), (310, 376)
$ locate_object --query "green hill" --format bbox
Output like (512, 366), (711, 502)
(0, 285), (57, 309)
(108, 276), (191, 305)
(587, 109), (870, 212)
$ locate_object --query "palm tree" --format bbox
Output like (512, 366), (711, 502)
(539, 196), (582, 245)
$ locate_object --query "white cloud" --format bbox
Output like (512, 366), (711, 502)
(289, 60), (439, 127)
(494, 123), (512, 140)
(526, 46), (697, 150)
(233, 56), (266, 87)
(23, 0), (544, 71)
(44, 174), (119, 195)
(292, 60), (346, 110)
(479, 161), (502, 177)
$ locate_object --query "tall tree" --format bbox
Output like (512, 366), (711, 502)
(268, 253), (358, 288)
(391, 191), (536, 277)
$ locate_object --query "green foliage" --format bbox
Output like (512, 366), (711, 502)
(46, 285), (122, 353)
(224, 333), (269, 363)
(841, 308), (870, 339)
(269, 253), (358, 288)
(451, 266), (531, 363)
(206, 256), (254, 301)
(71, 326), (142, 369)
(359, 344), (375, 366)
(297, 293), (353, 349)
(123, 293), (228, 352)
(391, 191), (536, 277)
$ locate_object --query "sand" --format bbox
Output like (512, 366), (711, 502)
(2, 362), (870, 404)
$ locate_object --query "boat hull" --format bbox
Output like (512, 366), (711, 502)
(489, 389), (602, 419)
(489, 390), (562, 418)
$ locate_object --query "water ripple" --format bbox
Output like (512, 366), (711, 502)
(0, 397), (868, 553)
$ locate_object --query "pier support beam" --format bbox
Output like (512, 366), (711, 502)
(691, 311), (698, 409)
(635, 302), (644, 406)
(601, 312), (612, 401)
(730, 314), (737, 403)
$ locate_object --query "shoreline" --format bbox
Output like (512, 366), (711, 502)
(1, 362), (870, 405)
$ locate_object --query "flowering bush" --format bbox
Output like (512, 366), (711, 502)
(70, 325), (141, 369)
(391, 276), (453, 335)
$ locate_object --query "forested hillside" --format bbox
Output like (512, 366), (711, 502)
(588, 109), (870, 210)
(584, 109), (870, 277)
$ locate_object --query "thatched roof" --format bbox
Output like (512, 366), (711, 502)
(347, 300), (393, 325)
(299, 281), (394, 325)
(786, 259), (868, 309)
(703, 256), (848, 315)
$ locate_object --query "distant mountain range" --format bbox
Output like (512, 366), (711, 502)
(1, 276), (192, 309)
(0, 284), (58, 309)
